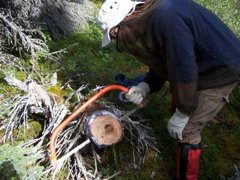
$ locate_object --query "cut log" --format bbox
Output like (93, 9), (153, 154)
(86, 110), (123, 148)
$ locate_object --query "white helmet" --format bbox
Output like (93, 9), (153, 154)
(97, 0), (145, 47)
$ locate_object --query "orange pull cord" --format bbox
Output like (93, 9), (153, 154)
(50, 85), (129, 166)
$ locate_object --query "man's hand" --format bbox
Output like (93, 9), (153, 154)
(167, 108), (189, 140)
(125, 82), (150, 105)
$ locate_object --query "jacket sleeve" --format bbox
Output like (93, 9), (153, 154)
(142, 68), (166, 93)
(165, 35), (199, 115)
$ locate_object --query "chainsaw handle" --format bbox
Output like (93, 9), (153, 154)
(49, 85), (129, 166)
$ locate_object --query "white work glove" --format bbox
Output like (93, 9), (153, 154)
(167, 108), (189, 140)
(125, 82), (150, 105)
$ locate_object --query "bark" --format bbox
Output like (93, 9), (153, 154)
(4, 74), (51, 107)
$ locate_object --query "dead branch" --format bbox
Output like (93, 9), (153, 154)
(0, 13), (48, 56)
(1, 74), (160, 179)
(0, 51), (27, 72)
(1, 75), (54, 141)
(4, 74), (27, 92)
(1, 0), (97, 39)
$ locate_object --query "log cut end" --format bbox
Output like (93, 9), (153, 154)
(88, 113), (123, 147)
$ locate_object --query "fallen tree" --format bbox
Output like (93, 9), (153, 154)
(1, 73), (160, 179)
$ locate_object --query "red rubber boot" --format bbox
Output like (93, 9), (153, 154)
(177, 143), (201, 180)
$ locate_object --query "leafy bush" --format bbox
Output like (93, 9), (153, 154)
(0, 143), (44, 180)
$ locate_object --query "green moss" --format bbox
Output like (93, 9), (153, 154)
(15, 71), (27, 82)
(14, 120), (42, 141)
(47, 86), (63, 103)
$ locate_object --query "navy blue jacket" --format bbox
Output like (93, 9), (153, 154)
(116, 0), (240, 114)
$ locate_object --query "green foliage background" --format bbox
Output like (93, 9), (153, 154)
(0, 143), (44, 179)
(0, 0), (239, 179)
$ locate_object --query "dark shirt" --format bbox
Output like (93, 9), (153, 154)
(116, 0), (240, 114)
